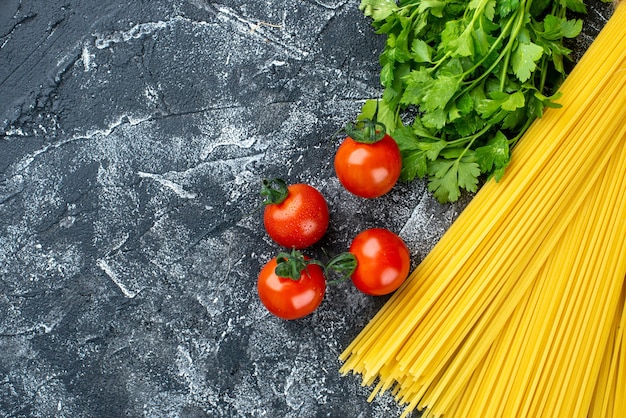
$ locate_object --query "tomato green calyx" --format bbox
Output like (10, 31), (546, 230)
(274, 248), (319, 281)
(344, 99), (387, 144)
(261, 178), (289, 205)
(273, 249), (357, 284)
(344, 119), (387, 144)
(325, 252), (358, 284)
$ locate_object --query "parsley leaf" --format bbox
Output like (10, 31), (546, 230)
(411, 39), (433, 63)
(475, 131), (511, 181)
(511, 41), (544, 82)
(542, 15), (583, 40)
(359, 0), (399, 21)
(418, 0), (447, 18)
(422, 76), (461, 112)
(427, 158), (481, 203)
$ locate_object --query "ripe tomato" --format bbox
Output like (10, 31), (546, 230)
(262, 179), (329, 249)
(257, 254), (326, 320)
(349, 228), (410, 296)
(334, 133), (401, 198)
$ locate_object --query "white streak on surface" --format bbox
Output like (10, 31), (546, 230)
(81, 45), (95, 71)
(137, 171), (198, 199)
(97, 259), (136, 298)
(92, 9), (306, 61)
(11, 115), (152, 174)
(94, 19), (174, 49)
(211, 4), (308, 59)
(92, 15), (213, 50)
(200, 125), (257, 159)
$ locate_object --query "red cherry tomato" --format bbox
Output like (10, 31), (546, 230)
(262, 181), (329, 249)
(334, 133), (401, 198)
(257, 256), (326, 320)
(349, 228), (410, 296)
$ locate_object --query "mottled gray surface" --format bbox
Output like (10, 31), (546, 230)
(0, 0), (612, 417)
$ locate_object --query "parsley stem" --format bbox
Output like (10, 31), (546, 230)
(538, 56), (549, 92)
(509, 117), (535, 148)
(454, 9), (521, 99)
(446, 124), (492, 147)
(431, 51), (454, 73)
(499, 50), (512, 92)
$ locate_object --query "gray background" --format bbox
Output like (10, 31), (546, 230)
(0, 0), (612, 417)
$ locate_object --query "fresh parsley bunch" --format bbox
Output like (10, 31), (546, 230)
(358, 0), (584, 202)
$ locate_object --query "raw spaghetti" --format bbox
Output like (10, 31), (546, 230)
(339, 2), (626, 417)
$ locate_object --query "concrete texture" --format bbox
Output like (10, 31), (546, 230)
(0, 0), (613, 417)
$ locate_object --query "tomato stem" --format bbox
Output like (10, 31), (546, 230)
(274, 248), (311, 281)
(344, 100), (386, 144)
(273, 248), (357, 284)
(344, 119), (386, 144)
(324, 252), (358, 284)
(261, 178), (289, 205)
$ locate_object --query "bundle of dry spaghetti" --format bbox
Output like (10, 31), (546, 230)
(339, 2), (626, 417)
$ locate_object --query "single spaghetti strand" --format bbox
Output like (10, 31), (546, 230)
(615, 293), (626, 414)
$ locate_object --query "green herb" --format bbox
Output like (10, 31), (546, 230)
(358, 0), (584, 202)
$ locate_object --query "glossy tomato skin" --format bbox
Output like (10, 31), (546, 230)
(349, 228), (410, 296)
(334, 134), (401, 198)
(257, 258), (326, 320)
(263, 183), (329, 249)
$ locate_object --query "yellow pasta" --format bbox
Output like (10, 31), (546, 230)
(589, 286), (625, 417)
(339, 2), (626, 416)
